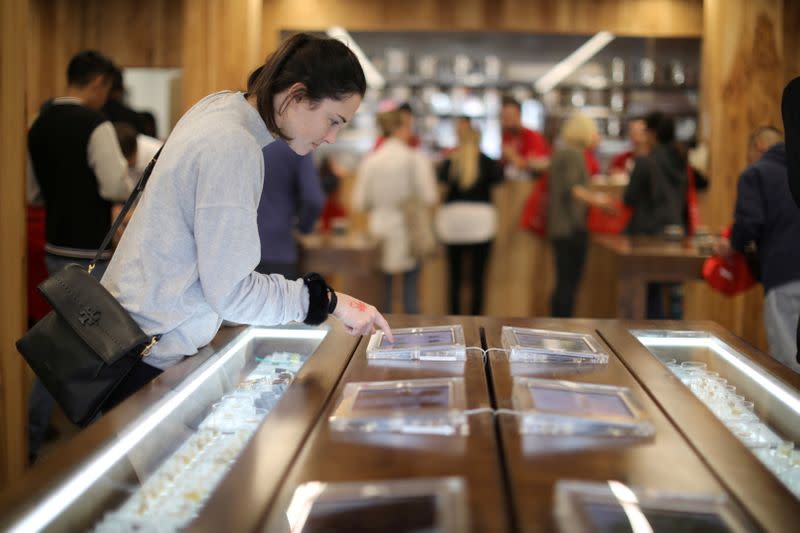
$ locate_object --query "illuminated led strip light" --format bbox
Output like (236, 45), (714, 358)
(636, 335), (800, 416)
(9, 327), (326, 533)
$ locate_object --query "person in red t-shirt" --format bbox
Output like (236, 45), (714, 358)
(609, 116), (649, 176)
(500, 96), (550, 179)
(318, 155), (348, 233)
(584, 148), (600, 177)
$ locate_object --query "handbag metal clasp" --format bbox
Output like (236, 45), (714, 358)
(140, 336), (158, 357)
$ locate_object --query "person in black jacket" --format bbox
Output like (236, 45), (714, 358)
(717, 127), (800, 373)
(624, 112), (687, 236)
(623, 112), (688, 319)
(26, 50), (131, 462)
(781, 76), (800, 364)
(437, 118), (503, 315)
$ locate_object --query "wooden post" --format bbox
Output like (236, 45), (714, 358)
(181, 0), (263, 113)
(0, 0), (30, 485)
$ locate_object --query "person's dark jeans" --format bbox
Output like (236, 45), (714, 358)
(550, 231), (589, 318)
(384, 267), (420, 314)
(646, 282), (683, 319)
(446, 241), (492, 315)
(29, 255), (108, 462)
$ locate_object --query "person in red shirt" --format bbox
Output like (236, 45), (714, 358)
(500, 96), (550, 179)
(584, 148), (600, 177)
(318, 155), (348, 233)
(609, 116), (649, 175)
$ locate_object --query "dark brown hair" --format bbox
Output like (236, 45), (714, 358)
(246, 33), (367, 140)
(113, 122), (138, 160)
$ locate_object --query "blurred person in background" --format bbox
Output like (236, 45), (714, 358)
(782, 76), (800, 364)
(624, 111), (688, 319)
(256, 137), (325, 279)
(608, 116), (650, 177)
(26, 50), (131, 462)
(716, 127), (800, 373)
(548, 112), (616, 317)
(437, 117), (503, 315)
(318, 155), (348, 233)
(500, 96), (551, 180)
(352, 109), (438, 314)
(102, 65), (147, 134)
(138, 111), (158, 138)
(624, 111), (687, 237)
(373, 102), (419, 150)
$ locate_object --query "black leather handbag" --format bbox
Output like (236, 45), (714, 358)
(17, 148), (162, 427)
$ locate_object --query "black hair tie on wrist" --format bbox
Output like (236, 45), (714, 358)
(302, 272), (334, 325)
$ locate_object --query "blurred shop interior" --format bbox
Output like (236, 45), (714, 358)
(1, 1), (800, 529)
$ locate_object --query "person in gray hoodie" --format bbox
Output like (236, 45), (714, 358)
(101, 34), (393, 410)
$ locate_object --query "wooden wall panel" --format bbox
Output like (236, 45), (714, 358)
(259, 0), (703, 53)
(784, 0), (800, 87)
(1, 0), (30, 487)
(27, 0), (183, 122)
(181, 0), (262, 112)
(683, 0), (786, 352)
(81, 0), (183, 68)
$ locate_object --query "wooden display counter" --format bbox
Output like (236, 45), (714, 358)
(297, 232), (382, 306)
(0, 323), (361, 532)
(2, 317), (798, 532)
(587, 235), (710, 319)
(482, 317), (731, 532)
(253, 315), (509, 533)
(597, 320), (800, 533)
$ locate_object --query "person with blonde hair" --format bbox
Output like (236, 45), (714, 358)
(548, 112), (615, 317)
(352, 109), (438, 313)
(436, 117), (502, 314)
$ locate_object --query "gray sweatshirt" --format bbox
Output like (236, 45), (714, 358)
(102, 92), (309, 369)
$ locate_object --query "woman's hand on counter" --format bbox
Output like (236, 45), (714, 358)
(332, 292), (394, 341)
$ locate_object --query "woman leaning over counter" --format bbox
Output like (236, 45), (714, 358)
(101, 33), (393, 409)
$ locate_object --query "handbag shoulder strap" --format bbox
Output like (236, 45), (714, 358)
(90, 145), (164, 270)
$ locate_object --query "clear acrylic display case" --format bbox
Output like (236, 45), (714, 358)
(501, 326), (609, 364)
(632, 329), (800, 500)
(4, 325), (331, 533)
(512, 377), (655, 438)
(367, 325), (466, 361)
(284, 477), (469, 533)
(329, 377), (469, 436)
(554, 480), (756, 532)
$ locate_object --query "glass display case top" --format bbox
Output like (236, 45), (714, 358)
(501, 326), (609, 365)
(283, 477), (469, 533)
(632, 329), (800, 501)
(512, 377), (654, 438)
(7, 326), (329, 533)
(554, 480), (757, 533)
(329, 378), (469, 436)
(367, 325), (467, 361)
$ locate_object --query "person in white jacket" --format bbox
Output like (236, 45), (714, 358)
(352, 109), (438, 313)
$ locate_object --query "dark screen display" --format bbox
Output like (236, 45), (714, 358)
(514, 332), (592, 354)
(530, 387), (633, 418)
(301, 494), (438, 533)
(352, 385), (451, 412)
(583, 502), (731, 533)
(380, 330), (454, 348)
